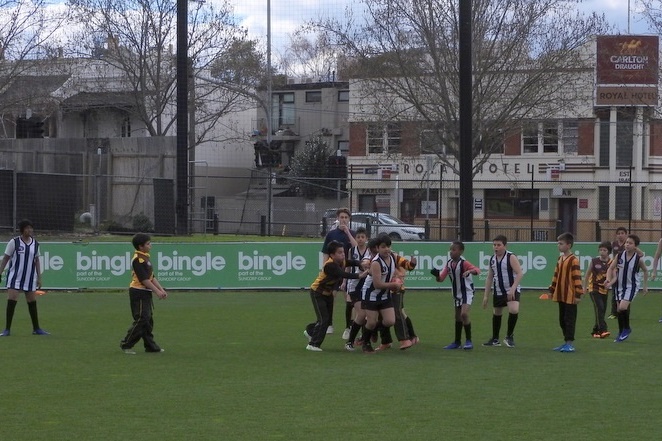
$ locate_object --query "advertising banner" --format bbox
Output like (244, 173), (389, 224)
(595, 35), (660, 107)
(37, 241), (662, 291)
(596, 35), (659, 85)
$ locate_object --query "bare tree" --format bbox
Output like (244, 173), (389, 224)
(64, 0), (264, 145)
(637, 0), (662, 119)
(304, 0), (610, 176)
(279, 32), (341, 82)
(0, 0), (68, 137)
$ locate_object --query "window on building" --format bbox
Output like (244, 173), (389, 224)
(15, 116), (45, 138)
(402, 188), (439, 221)
(598, 186), (609, 220)
(385, 123), (401, 154)
(485, 189), (539, 218)
(121, 116), (131, 137)
(480, 130), (504, 155)
(358, 194), (376, 212)
(598, 115), (610, 167)
(542, 121), (558, 153)
(338, 90), (349, 102)
(367, 123), (401, 154)
(305, 91), (322, 103)
(522, 121), (564, 154)
(615, 186), (631, 220)
(420, 129), (445, 155)
(616, 112), (634, 167)
(522, 123), (539, 153)
(337, 140), (349, 155)
(561, 121), (578, 154)
(272, 92), (295, 130)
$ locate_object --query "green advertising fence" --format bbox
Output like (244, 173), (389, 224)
(38, 241), (662, 290)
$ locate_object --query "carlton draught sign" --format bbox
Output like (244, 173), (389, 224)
(596, 35), (659, 106)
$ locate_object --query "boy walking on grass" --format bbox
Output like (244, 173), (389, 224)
(120, 233), (168, 354)
(549, 233), (584, 353)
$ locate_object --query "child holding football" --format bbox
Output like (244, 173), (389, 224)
(432, 241), (480, 350)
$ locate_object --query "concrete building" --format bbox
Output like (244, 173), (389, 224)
(346, 35), (662, 241)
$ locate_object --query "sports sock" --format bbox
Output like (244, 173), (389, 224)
(624, 308), (631, 330)
(27, 300), (40, 330)
(5, 299), (17, 330)
(464, 323), (472, 341)
(454, 320), (462, 343)
(362, 328), (373, 346)
(380, 325), (393, 345)
(492, 314), (502, 340)
(405, 316), (416, 338)
(507, 313), (518, 337)
(345, 302), (353, 329)
(348, 321), (361, 343)
(617, 311), (624, 334)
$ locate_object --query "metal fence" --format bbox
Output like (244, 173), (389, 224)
(2, 137), (661, 242)
(210, 172), (662, 243)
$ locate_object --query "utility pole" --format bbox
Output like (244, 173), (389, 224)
(266, 0), (273, 236)
(176, 0), (189, 235)
(458, 0), (473, 241)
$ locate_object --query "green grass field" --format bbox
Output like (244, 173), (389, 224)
(1, 289), (660, 441)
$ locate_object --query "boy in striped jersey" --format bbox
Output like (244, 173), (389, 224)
(605, 234), (648, 343)
(549, 233), (584, 352)
(481, 235), (523, 348)
(582, 241), (612, 338)
(0, 219), (49, 336)
(359, 235), (404, 353)
(432, 241), (480, 350)
(344, 229), (371, 351)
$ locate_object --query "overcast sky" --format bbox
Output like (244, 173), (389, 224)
(230, 0), (655, 53)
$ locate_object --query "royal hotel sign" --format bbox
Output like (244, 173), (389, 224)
(596, 35), (659, 106)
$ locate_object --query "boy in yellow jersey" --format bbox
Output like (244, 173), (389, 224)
(582, 241), (612, 339)
(549, 233), (584, 353)
(119, 233), (168, 354)
(304, 240), (367, 352)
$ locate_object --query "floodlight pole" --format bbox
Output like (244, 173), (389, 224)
(458, 0), (473, 241)
(176, 0), (189, 235)
(266, 0), (273, 236)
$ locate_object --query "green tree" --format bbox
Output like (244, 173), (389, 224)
(288, 135), (334, 198)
